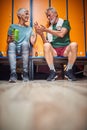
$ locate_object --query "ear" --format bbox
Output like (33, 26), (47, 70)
(17, 14), (22, 18)
(55, 12), (58, 17)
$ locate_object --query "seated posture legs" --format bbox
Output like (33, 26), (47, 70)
(34, 7), (78, 81)
(7, 8), (37, 82)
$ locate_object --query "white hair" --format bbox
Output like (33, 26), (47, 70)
(45, 7), (58, 16)
(17, 8), (28, 16)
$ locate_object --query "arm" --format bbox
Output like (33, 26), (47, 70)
(30, 33), (37, 45)
(7, 25), (15, 44)
(7, 34), (14, 44)
(39, 32), (48, 43)
(34, 22), (48, 43)
(40, 20), (71, 38)
(40, 25), (68, 38)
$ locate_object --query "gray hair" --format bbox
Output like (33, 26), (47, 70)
(45, 7), (58, 16)
(17, 8), (28, 16)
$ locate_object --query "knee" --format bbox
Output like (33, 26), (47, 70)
(22, 41), (29, 48)
(44, 42), (51, 52)
(22, 41), (29, 52)
(8, 42), (16, 52)
(71, 42), (78, 50)
(8, 42), (16, 48)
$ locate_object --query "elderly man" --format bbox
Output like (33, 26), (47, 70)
(34, 7), (78, 81)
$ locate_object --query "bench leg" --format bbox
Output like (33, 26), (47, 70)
(61, 64), (65, 79)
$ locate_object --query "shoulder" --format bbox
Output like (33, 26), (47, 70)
(62, 20), (71, 30)
(9, 24), (18, 29)
(25, 25), (32, 30)
(28, 26), (33, 32)
(10, 24), (17, 27)
(63, 20), (70, 24)
(28, 26), (33, 30)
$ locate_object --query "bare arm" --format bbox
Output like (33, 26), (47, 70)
(39, 32), (48, 43)
(34, 22), (48, 43)
(40, 25), (68, 38)
(30, 33), (37, 45)
(7, 34), (14, 44)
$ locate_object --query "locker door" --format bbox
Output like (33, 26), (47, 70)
(14, 0), (30, 24)
(33, 0), (48, 56)
(68, 0), (85, 56)
(85, 0), (87, 52)
(51, 0), (66, 19)
(0, 0), (12, 56)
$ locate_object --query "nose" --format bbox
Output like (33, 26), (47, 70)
(47, 16), (50, 20)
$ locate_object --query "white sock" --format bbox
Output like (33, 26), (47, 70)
(66, 64), (73, 71)
(49, 64), (56, 71)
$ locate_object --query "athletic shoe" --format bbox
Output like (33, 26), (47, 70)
(9, 72), (17, 83)
(47, 70), (58, 81)
(65, 69), (77, 81)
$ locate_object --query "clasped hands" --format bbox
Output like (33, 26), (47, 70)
(34, 22), (46, 35)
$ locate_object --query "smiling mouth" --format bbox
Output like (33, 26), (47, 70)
(25, 17), (29, 20)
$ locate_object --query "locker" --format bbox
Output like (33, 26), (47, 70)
(68, 0), (85, 56)
(0, 0), (87, 57)
(0, 0), (12, 56)
(85, 0), (87, 52)
(51, 0), (66, 19)
(33, 0), (48, 56)
(14, 0), (30, 24)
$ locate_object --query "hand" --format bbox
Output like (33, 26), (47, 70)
(7, 34), (14, 44)
(34, 22), (43, 35)
(34, 22), (40, 31)
(40, 25), (46, 32)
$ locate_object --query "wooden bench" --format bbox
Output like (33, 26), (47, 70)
(0, 56), (87, 80)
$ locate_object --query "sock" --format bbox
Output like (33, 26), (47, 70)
(66, 63), (73, 71)
(48, 64), (56, 71)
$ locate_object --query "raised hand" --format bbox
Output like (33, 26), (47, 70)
(34, 22), (43, 35)
(40, 25), (46, 32)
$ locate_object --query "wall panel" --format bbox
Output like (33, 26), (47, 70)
(68, 0), (85, 56)
(0, 0), (87, 57)
(14, 0), (30, 24)
(85, 0), (87, 52)
(0, 0), (12, 56)
(33, 0), (48, 56)
(51, 0), (66, 19)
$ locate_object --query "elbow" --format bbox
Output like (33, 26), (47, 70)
(31, 40), (36, 45)
(59, 33), (65, 38)
(57, 32), (65, 38)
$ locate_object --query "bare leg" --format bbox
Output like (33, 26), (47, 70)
(64, 42), (78, 69)
(63, 42), (78, 81)
(44, 43), (58, 81)
(44, 42), (57, 70)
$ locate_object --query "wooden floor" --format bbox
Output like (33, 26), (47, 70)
(0, 79), (87, 130)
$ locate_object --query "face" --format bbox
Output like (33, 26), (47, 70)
(46, 10), (57, 25)
(21, 10), (29, 22)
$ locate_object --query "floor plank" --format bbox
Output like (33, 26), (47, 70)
(0, 79), (87, 130)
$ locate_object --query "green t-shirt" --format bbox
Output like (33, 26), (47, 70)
(51, 20), (71, 48)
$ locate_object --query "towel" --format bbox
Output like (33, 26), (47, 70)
(47, 18), (64, 42)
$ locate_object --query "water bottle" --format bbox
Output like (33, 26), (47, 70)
(14, 29), (19, 42)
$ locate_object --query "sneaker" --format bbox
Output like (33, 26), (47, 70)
(9, 73), (17, 83)
(23, 72), (29, 82)
(47, 70), (58, 81)
(65, 69), (77, 81)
